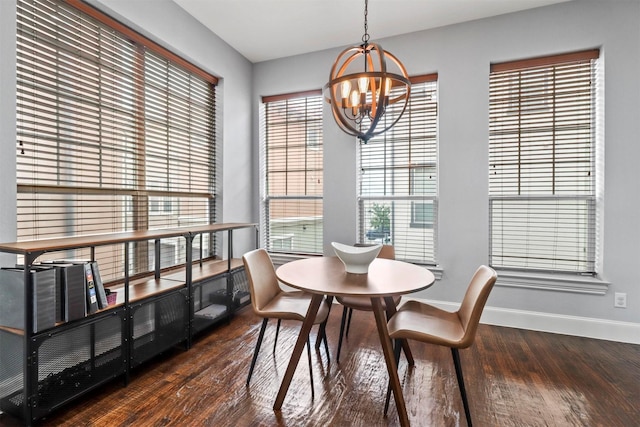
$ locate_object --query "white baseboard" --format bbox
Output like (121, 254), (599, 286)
(407, 298), (640, 345)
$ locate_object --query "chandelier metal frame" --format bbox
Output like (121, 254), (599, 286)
(325, 0), (411, 143)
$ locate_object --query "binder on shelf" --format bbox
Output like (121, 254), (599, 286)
(0, 267), (56, 333)
(30, 265), (66, 324)
(90, 261), (108, 309)
(83, 263), (99, 314)
(40, 262), (86, 321)
(16, 264), (65, 323)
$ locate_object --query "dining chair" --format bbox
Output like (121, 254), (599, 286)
(243, 248), (330, 398)
(384, 265), (497, 427)
(335, 244), (400, 362)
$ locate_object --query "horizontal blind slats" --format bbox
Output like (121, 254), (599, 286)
(489, 50), (597, 273)
(263, 93), (324, 255)
(17, 0), (217, 279)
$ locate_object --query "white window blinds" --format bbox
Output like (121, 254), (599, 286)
(489, 49), (600, 274)
(16, 0), (217, 279)
(262, 91), (323, 255)
(358, 75), (438, 265)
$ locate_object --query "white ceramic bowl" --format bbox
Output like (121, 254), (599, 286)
(331, 242), (382, 274)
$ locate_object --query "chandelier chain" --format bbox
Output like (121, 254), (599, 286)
(362, 0), (369, 44)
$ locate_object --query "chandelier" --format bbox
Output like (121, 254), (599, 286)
(325, 0), (411, 143)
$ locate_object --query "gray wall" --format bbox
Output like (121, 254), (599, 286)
(0, 0), (17, 264)
(253, 0), (640, 335)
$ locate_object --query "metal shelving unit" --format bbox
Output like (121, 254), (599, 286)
(0, 223), (256, 425)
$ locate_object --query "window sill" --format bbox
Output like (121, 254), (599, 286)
(270, 252), (443, 280)
(269, 252), (320, 267)
(495, 270), (610, 295)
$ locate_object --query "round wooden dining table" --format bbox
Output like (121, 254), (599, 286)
(274, 256), (435, 427)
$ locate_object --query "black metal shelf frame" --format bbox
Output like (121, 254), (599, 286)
(0, 223), (257, 425)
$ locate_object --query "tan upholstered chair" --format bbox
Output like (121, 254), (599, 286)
(243, 248), (330, 398)
(384, 265), (497, 427)
(335, 244), (399, 362)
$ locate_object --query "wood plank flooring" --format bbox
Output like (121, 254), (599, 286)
(1, 304), (638, 426)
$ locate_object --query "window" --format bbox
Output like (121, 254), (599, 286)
(261, 90), (323, 255)
(16, 0), (218, 279)
(358, 75), (438, 265)
(489, 49), (600, 274)
(410, 166), (436, 228)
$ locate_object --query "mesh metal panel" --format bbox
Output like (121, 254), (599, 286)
(203, 276), (228, 306)
(131, 290), (187, 367)
(192, 275), (228, 333)
(0, 312), (125, 422)
(0, 331), (24, 415)
(34, 313), (124, 418)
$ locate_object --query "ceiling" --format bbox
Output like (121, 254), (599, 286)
(172, 0), (572, 63)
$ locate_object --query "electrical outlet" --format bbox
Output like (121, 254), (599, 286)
(614, 292), (627, 308)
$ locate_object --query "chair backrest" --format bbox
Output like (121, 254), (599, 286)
(456, 265), (498, 348)
(378, 244), (395, 260)
(242, 248), (281, 313)
(354, 243), (395, 260)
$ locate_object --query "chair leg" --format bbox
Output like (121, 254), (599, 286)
(400, 339), (415, 366)
(321, 324), (331, 363)
(316, 319), (326, 348)
(307, 337), (315, 400)
(336, 305), (349, 362)
(384, 339), (403, 415)
(345, 307), (354, 337)
(315, 322), (331, 364)
(451, 348), (472, 427)
(273, 318), (281, 353)
(310, 323), (331, 366)
(247, 318), (269, 386)
(315, 296), (333, 351)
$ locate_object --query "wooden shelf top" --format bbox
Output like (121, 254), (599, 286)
(164, 258), (244, 283)
(106, 276), (185, 304)
(0, 223), (256, 255)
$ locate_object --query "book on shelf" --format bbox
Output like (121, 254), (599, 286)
(83, 263), (99, 314)
(0, 267), (56, 333)
(90, 261), (108, 309)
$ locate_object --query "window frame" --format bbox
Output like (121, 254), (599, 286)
(16, 0), (218, 280)
(488, 49), (608, 293)
(357, 74), (439, 266)
(261, 90), (324, 256)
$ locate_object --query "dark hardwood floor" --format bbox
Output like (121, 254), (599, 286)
(2, 304), (638, 426)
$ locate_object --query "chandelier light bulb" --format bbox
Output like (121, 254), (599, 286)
(341, 80), (352, 100)
(350, 89), (360, 114)
(358, 76), (369, 94)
